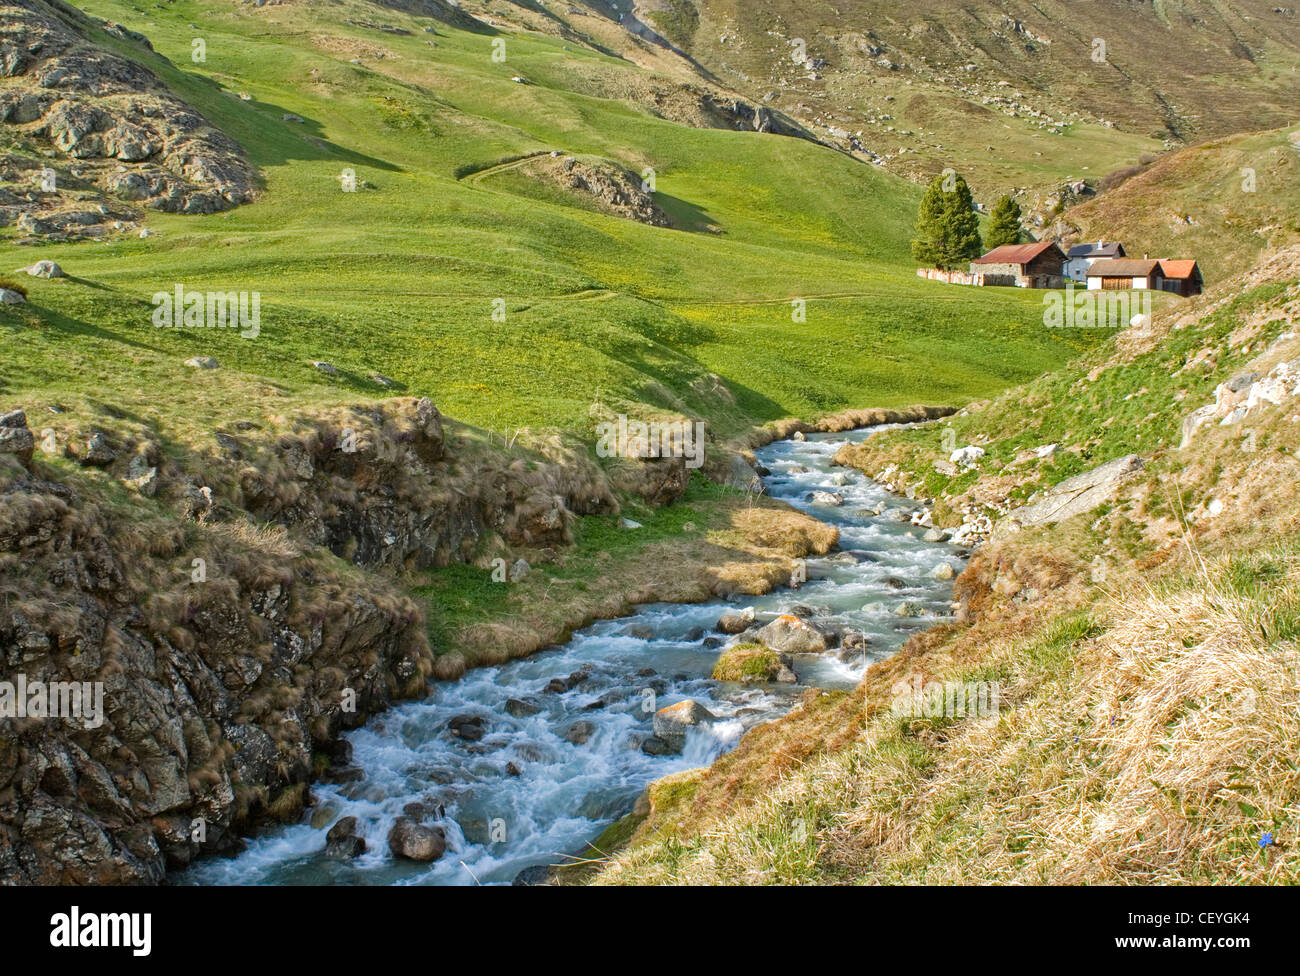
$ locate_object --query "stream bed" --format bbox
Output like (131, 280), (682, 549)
(180, 426), (964, 885)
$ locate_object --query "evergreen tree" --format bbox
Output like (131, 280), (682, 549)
(985, 194), (1024, 249)
(910, 172), (983, 270)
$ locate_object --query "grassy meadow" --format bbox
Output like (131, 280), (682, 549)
(1, 0), (1106, 446)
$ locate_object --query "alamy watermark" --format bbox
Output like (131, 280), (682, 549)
(151, 284), (260, 338)
(891, 674), (1000, 724)
(595, 414), (707, 469)
(0, 673), (104, 729)
(1043, 283), (1151, 329)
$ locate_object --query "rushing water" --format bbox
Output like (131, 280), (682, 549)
(181, 426), (964, 886)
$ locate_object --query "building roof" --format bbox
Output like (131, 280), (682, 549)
(1157, 259), (1200, 279)
(1067, 240), (1126, 259)
(971, 241), (1062, 265)
(1086, 258), (1159, 277)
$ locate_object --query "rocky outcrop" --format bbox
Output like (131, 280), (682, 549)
(0, 0), (256, 238)
(526, 153), (673, 228)
(1006, 454), (1144, 528)
(0, 391), (672, 884)
(0, 446), (431, 883)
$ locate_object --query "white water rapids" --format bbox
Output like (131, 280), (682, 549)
(180, 426), (964, 885)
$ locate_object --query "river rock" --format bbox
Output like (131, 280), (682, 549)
(640, 735), (671, 755)
(711, 642), (794, 683)
(755, 613), (832, 654)
(652, 699), (716, 752)
(716, 607), (755, 634)
(931, 563), (956, 581)
(387, 817), (446, 862)
(324, 816), (366, 859)
(564, 720), (596, 745)
(448, 714), (485, 741)
(922, 527), (947, 543)
(809, 490), (844, 506)
(505, 697), (542, 717)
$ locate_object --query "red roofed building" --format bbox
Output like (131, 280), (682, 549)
(970, 241), (1066, 288)
(1156, 259), (1203, 296)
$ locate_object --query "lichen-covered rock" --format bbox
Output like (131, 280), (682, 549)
(754, 613), (834, 655)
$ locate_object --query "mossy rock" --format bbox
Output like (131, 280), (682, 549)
(712, 642), (789, 682)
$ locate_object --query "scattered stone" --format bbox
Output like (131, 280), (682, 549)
(0, 289), (26, 305)
(282, 113), (304, 122)
(24, 260), (63, 278)
(950, 445), (985, 467)
(184, 356), (219, 369)
(313, 361), (338, 375)
(640, 735), (671, 756)
(620, 517), (643, 529)
(712, 642), (794, 683)
(79, 433), (117, 467)
(510, 557), (530, 582)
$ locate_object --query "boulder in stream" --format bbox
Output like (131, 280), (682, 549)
(652, 699), (716, 752)
(324, 816), (367, 859)
(387, 817), (446, 862)
(755, 614), (833, 655)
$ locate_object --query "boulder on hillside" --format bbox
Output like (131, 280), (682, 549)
(24, 260), (63, 278)
(0, 409), (34, 465)
(1008, 454), (1144, 527)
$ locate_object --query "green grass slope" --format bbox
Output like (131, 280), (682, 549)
(2, 0), (1102, 446)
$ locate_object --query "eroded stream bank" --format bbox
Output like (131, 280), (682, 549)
(181, 426), (965, 885)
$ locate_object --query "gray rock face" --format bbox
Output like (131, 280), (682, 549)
(1009, 454), (1145, 527)
(0, 0), (256, 234)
